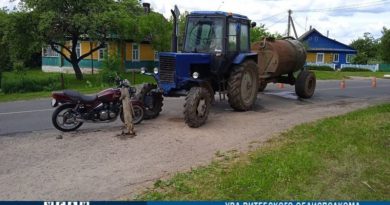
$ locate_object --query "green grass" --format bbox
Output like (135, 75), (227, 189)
(137, 104), (390, 200)
(0, 70), (155, 102)
(314, 71), (390, 80)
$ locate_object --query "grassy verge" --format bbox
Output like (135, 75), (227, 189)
(0, 70), (155, 103)
(314, 71), (390, 80)
(137, 104), (390, 200)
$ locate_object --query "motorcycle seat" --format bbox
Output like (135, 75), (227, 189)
(63, 90), (97, 103)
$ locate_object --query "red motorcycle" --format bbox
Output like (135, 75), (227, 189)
(51, 79), (144, 132)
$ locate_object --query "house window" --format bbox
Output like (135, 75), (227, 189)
(333, 53), (339, 62)
(43, 46), (60, 57)
(316, 53), (324, 63)
(346, 54), (355, 63)
(76, 42), (81, 58)
(98, 48), (106, 61)
(132, 43), (139, 61)
(154, 51), (159, 61)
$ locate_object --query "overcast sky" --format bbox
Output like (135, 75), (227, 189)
(1, 0), (389, 45)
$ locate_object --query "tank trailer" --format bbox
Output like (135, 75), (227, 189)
(140, 11), (316, 128)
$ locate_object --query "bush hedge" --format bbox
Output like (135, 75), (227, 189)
(1, 72), (61, 93)
(306, 65), (334, 71)
(340, 67), (372, 72)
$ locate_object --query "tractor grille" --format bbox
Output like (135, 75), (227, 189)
(159, 56), (176, 83)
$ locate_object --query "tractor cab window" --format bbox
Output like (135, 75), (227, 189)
(240, 24), (249, 51)
(228, 22), (238, 52)
(184, 17), (223, 53)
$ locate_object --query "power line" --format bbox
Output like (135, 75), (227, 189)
(295, 0), (390, 13)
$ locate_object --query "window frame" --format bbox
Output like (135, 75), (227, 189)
(333, 53), (339, 62)
(42, 45), (60, 57)
(132, 43), (140, 62)
(346, 54), (354, 63)
(316, 53), (324, 63)
(154, 51), (159, 61)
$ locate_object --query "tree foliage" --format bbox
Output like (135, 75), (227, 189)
(250, 24), (282, 43)
(350, 32), (379, 64)
(0, 10), (11, 72)
(379, 27), (390, 63)
(20, 0), (170, 80)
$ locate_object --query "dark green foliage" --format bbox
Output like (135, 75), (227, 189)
(306, 65), (334, 71)
(341, 67), (372, 72)
(350, 32), (379, 64)
(1, 72), (60, 93)
(379, 27), (390, 63)
(99, 54), (122, 85)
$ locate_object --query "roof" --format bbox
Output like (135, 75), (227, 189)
(190, 11), (249, 20)
(299, 28), (357, 53)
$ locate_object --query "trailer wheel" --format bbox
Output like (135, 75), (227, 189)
(136, 83), (163, 119)
(184, 87), (211, 128)
(295, 70), (316, 98)
(227, 60), (259, 111)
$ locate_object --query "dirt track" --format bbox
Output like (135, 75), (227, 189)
(0, 91), (389, 200)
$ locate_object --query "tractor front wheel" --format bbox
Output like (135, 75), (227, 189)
(184, 87), (212, 128)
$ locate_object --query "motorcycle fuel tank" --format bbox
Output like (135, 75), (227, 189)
(97, 88), (121, 102)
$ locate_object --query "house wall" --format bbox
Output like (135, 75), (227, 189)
(306, 51), (356, 68)
(42, 41), (158, 73)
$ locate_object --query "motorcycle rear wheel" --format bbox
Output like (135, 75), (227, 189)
(120, 104), (144, 125)
(52, 104), (83, 132)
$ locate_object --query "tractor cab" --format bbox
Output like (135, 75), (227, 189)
(156, 11), (257, 97)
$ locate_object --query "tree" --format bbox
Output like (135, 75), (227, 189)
(20, 0), (146, 80)
(5, 11), (42, 68)
(138, 12), (172, 52)
(250, 24), (271, 43)
(0, 10), (11, 71)
(350, 32), (379, 64)
(379, 27), (390, 63)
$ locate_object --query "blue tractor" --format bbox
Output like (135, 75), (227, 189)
(140, 11), (259, 128)
(140, 11), (314, 127)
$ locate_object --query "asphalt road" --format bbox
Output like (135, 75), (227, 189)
(0, 78), (390, 136)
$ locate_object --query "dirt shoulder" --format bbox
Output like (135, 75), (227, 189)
(0, 94), (388, 200)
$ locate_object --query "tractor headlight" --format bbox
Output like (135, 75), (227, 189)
(192, 72), (199, 79)
(153, 67), (159, 74)
(140, 67), (146, 74)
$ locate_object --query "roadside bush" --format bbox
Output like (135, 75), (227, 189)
(306, 65), (334, 71)
(1, 72), (61, 93)
(100, 54), (122, 85)
(340, 67), (372, 72)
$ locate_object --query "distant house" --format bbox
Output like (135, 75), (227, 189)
(42, 40), (159, 73)
(299, 28), (357, 69)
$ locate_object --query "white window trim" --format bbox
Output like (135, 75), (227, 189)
(76, 42), (81, 58)
(132, 43), (140, 62)
(333, 53), (339, 62)
(154, 51), (159, 61)
(42, 46), (60, 57)
(346, 54), (354, 63)
(98, 48), (107, 61)
(316, 53), (324, 63)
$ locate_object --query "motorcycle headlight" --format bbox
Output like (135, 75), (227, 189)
(153, 67), (159, 74)
(140, 67), (146, 74)
(192, 72), (199, 79)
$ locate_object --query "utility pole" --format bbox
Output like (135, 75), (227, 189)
(287, 9), (298, 39)
(287, 9), (291, 37)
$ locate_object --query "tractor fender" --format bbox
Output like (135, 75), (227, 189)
(232, 52), (258, 65)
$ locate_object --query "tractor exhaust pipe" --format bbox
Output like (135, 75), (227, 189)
(170, 9), (178, 52)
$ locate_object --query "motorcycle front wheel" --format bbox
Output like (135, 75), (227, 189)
(52, 104), (83, 132)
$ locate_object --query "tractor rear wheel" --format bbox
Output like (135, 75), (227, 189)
(227, 60), (259, 111)
(184, 87), (212, 128)
(295, 70), (316, 98)
(135, 83), (163, 119)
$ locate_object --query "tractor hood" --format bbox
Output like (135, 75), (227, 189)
(157, 52), (212, 95)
